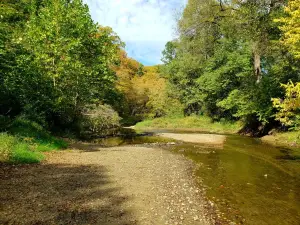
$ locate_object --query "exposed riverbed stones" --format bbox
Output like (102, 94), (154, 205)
(1, 145), (215, 225)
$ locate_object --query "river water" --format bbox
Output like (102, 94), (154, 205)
(95, 129), (300, 225)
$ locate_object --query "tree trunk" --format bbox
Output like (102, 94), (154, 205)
(253, 50), (262, 83)
(52, 58), (56, 87)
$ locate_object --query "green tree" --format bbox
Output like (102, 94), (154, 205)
(0, 0), (31, 116)
(3, 0), (122, 128)
(137, 64), (145, 76)
(162, 41), (177, 64)
(161, 0), (300, 133)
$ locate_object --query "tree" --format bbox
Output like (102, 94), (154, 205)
(0, 0), (31, 116)
(137, 64), (145, 76)
(3, 0), (122, 128)
(161, 0), (300, 134)
(271, 1), (300, 130)
(275, 0), (300, 59)
(162, 41), (177, 64)
(272, 81), (300, 129)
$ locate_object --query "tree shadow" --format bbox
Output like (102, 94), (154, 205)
(0, 163), (135, 225)
(69, 142), (127, 152)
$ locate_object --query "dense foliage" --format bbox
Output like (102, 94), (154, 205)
(113, 51), (182, 124)
(0, 0), (123, 134)
(272, 81), (300, 129)
(1, 0), (299, 141)
(162, 0), (300, 134)
(275, 0), (300, 59)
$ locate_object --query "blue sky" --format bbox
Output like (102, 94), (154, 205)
(83, 0), (187, 65)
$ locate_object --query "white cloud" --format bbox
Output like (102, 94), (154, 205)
(83, 0), (186, 65)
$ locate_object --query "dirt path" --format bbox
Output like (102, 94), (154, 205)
(0, 144), (214, 225)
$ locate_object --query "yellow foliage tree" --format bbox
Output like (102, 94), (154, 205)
(275, 0), (300, 59)
(272, 81), (300, 129)
(113, 53), (182, 119)
(273, 1), (300, 129)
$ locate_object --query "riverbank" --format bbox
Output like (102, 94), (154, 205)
(135, 116), (300, 149)
(135, 116), (242, 134)
(157, 133), (226, 148)
(261, 130), (300, 149)
(0, 118), (67, 164)
(0, 143), (215, 225)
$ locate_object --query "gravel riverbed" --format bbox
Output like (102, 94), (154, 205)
(1, 144), (216, 225)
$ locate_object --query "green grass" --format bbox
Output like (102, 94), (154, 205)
(0, 133), (44, 164)
(9, 117), (68, 149)
(0, 117), (67, 164)
(135, 115), (242, 134)
(11, 143), (45, 164)
(261, 130), (300, 149)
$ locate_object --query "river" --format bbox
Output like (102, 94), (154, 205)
(94, 129), (300, 225)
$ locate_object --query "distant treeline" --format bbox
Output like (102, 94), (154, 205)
(1, 0), (123, 134)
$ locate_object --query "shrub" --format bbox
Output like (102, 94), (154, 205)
(79, 104), (121, 137)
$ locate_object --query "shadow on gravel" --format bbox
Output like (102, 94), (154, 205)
(70, 142), (125, 152)
(0, 163), (134, 225)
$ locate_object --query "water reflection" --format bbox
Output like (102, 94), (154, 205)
(92, 129), (300, 224)
(169, 136), (300, 225)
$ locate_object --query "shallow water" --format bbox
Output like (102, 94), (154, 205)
(168, 135), (300, 225)
(95, 129), (300, 225)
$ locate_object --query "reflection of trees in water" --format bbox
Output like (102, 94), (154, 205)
(191, 136), (300, 225)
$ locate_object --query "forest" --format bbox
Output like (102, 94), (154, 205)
(159, 0), (300, 133)
(0, 0), (300, 163)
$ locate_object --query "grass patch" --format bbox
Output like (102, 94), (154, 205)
(0, 117), (67, 164)
(261, 130), (300, 149)
(9, 117), (68, 150)
(0, 133), (44, 164)
(135, 115), (242, 134)
(10, 143), (45, 164)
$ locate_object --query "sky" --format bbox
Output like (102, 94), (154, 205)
(83, 0), (187, 65)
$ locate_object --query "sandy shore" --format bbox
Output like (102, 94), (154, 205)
(157, 133), (226, 147)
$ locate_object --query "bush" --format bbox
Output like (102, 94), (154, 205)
(79, 104), (121, 137)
